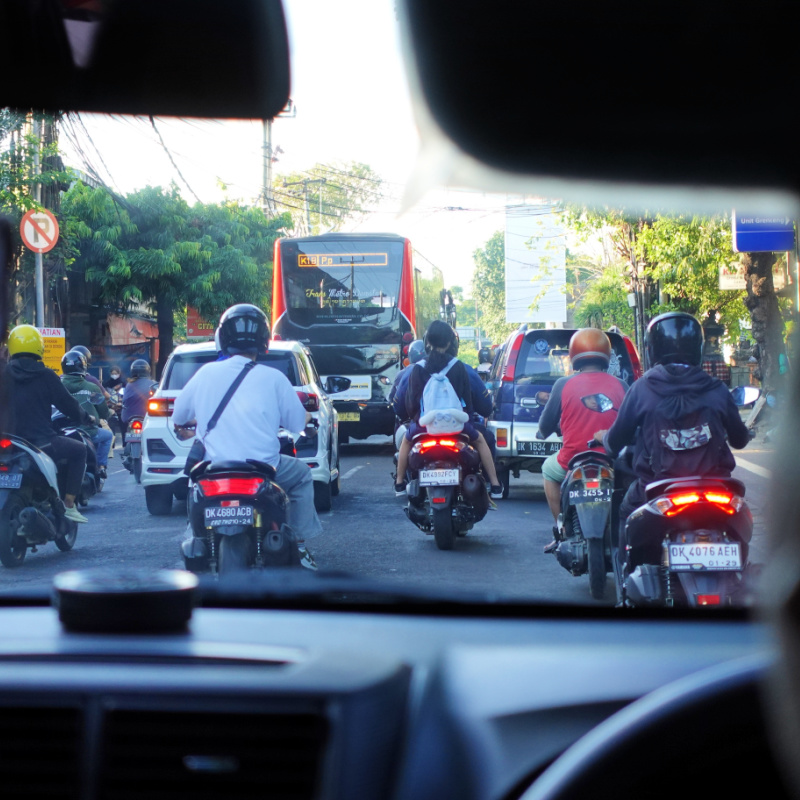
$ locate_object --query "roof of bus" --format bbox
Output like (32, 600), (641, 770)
(278, 232), (408, 243)
(168, 340), (302, 356)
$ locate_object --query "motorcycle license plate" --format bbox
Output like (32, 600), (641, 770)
(127, 433), (142, 442)
(0, 473), (22, 489)
(517, 440), (561, 456)
(339, 412), (360, 422)
(419, 468), (459, 486)
(668, 542), (742, 571)
(568, 486), (612, 504)
(204, 505), (255, 527)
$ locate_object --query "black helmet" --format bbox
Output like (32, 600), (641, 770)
(646, 312), (704, 368)
(424, 319), (456, 355)
(61, 349), (87, 375)
(478, 346), (492, 364)
(71, 344), (92, 366)
(217, 303), (270, 356)
(130, 359), (151, 378)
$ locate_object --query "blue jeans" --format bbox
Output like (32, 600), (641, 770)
(91, 427), (113, 468)
(275, 455), (323, 542)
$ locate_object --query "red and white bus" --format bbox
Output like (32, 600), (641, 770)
(272, 233), (417, 441)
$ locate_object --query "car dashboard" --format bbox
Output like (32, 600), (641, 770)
(0, 597), (772, 800)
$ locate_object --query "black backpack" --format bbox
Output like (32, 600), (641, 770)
(645, 394), (727, 481)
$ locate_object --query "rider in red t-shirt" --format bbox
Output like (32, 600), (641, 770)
(538, 329), (628, 552)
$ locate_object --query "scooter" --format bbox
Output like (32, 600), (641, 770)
(617, 385), (760, 608)
(0, 434), (79, 568)
(123, 416), (144, 483)
(181, 422), (316, 575)
(403, 431), (490, 550)
(552, 444), (618, 601)
(51, 411), (102, 505)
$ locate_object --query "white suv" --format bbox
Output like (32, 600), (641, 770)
(140, 340), (344, 515)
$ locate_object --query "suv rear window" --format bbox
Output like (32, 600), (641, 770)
(515, 331), (635, 386)
(162, 352), (298, 391)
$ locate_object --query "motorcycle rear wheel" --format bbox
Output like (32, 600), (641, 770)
(0, 495), (27, 568)
(432, 507), (455, 551)
(133, 458), (142, 484)
(588, 537), (607, 601)
(55, 521), (78, 552)
(218, 533), (251, 575)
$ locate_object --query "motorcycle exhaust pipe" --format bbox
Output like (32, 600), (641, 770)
(18, 507), (57, 543)
(461, 473), (489, 516)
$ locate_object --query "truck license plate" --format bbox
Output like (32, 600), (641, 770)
(204, 505), (255, 527)
(339, 412), (360, 422)
(668, 542), (742, 571)
(517, 440), (562, 456)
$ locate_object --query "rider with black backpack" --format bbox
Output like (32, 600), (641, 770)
(599, 312), (751, 566)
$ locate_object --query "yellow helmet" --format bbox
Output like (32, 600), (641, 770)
(7, 325), (45, 358)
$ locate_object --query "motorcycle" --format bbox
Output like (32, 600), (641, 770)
(123, 416), (144, 483)
(552, 444), (618, 601)
(403, 431), (490, 550)
(0, 434), (79, 568)
(181, 425), (314, 575)
(617, 385), (761, 608)
(51, 411), (102, 505)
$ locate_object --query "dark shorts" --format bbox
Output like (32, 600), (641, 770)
(406, 420), (479, 442)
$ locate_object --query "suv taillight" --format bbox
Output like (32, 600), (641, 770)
(501, 333), (524, 382)
(298, 392), (319, 412)
(147, 398), (174, 417)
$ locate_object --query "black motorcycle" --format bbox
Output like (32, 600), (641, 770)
(181, 426), (313, 575)
(552, 446), (618, 601)
(404, 432), (490, 550)
(51, 412), (102, 506)
(123, 416), (144, 483)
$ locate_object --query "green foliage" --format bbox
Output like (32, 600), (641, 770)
(415, 272), (444, 335)
(273, 161), (384, 234)
(572, 263), (635, 334)
(471, 230), (517, 345)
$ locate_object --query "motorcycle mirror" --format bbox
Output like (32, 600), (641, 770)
(730, 385), (762, 407)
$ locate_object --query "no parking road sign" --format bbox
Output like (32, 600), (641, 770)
(20, 208), (59, 253)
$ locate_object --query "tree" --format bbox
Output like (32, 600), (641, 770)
(273, 161), (384, 235)
(63, 182), (290, 375)
(572, 261), (635, 333)
(471, 230), (517, 345)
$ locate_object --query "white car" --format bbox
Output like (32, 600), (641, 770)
(140, 340), (346, 515)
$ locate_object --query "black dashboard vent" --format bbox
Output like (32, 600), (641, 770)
(0, 705), (82, 799)
(99, 709), (328, 800)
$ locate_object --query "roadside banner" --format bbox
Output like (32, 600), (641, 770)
(719, 263), (786, 291)
(36, 327), (66, 374)
(186, 307), (216, 339)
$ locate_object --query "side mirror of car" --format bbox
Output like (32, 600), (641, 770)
(324, 376), (352, 395)
(730, 386), (762, 407)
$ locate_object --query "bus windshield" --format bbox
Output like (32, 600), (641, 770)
(279, 237), (405, 329)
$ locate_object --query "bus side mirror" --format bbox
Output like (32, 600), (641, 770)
(324, 376), (352, 395)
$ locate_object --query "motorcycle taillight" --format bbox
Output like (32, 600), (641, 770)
(198, 476), (265, 497)
(0, 438), (13, 450)
(419, 438), (460, 453)
(130, 420), (143, 432)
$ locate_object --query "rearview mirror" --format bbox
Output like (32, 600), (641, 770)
(1, 0), (290, 118)
(730, 386), (762, 407)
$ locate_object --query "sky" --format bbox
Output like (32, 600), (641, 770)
(59, 0), (508, 292)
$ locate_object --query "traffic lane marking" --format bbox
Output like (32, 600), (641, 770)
(341, 465), (365, 480)
(734, 456), (771, 479)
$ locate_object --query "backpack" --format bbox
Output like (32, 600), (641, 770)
(418, 357), (470, 435)
(646, 394), (727, 481)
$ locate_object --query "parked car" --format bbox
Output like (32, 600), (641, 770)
(141, 340), (345, 515)
(487, 326), (642, 498)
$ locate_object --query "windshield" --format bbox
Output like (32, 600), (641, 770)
(0, 0), (789, 613)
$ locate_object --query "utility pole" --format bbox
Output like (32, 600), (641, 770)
(31, 114), (45, 326)
(283, 177), (326, 235)
(261, 99), (296, 218)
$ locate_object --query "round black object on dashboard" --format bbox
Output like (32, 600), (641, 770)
(53, 569), (198, 633)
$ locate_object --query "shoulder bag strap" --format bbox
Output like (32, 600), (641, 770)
(204, 360), (256, 437)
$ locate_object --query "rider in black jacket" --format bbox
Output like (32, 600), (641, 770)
(5, 325), (94, 524)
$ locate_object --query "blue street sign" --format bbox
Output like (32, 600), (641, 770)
(732, 212), (795, 253)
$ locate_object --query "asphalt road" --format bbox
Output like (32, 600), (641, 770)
(0, 436), (776, 604)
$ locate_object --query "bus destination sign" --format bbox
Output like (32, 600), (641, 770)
(298, 253), (388, 268)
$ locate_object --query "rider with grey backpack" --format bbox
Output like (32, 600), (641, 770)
(394, 320), (504, 499)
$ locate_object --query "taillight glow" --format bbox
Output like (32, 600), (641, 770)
(656, 489), (741, 516)
(420, 438), (460, 452)
(130, 419), (143, 431)
(0, 438), (12, 449)
(696, 594), (721, 606)
(198, 477), (264, 497)
(585, 481), (600, 489)
(431, 496), (447, 504)
(147, 398), (173, 417)
(502, 333), (524, 382)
